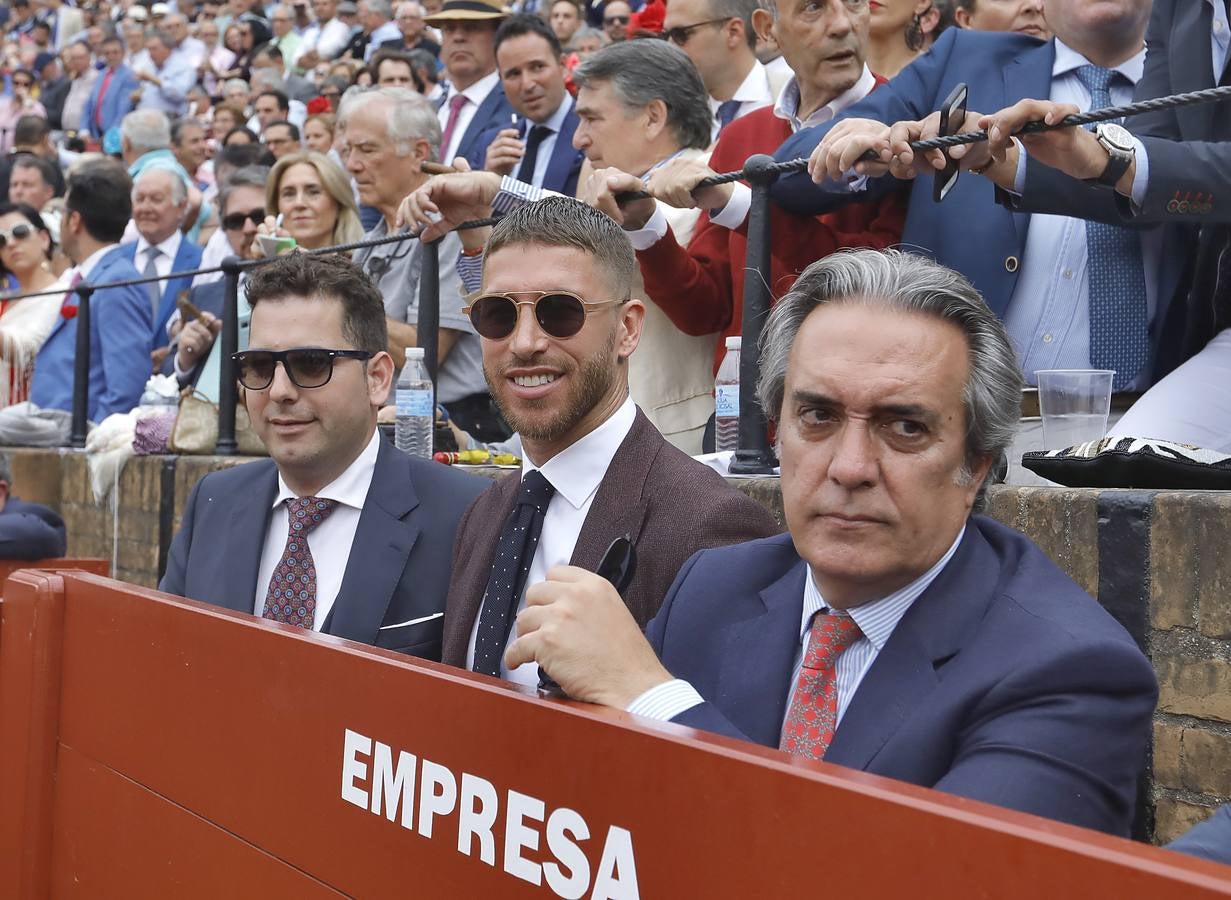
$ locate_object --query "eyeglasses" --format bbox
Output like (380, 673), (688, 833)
(221, 208), (266, 230)
(603, 14), (629, 24)
(0, 224), (34, 248)
(11, 80), (32, 89)
(463, 291), (625, 340)
(661, 17), (731, 44)
(231, 347), (373, 390)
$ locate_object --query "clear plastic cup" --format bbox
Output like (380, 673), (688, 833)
(1035, 369), (1114, 451)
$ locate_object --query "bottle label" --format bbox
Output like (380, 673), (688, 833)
(396, 387), (434, 417)
(715, 384), (740, 418)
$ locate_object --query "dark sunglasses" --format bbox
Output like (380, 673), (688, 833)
(0, 223), (35, 248)
(221, 208), (266, 230)
(603, 14), (629, 24)
(463, 291), (625, 340)
(11, 80), (32, 89)
(232, 347), (372, 390)
(661, 16), (731, 44)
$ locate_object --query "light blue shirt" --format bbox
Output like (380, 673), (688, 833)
(1005, 40), (1162, 389)
(520, 93), (573, 189)
(134, 49), (196, 117)
(626, 527), (967, 728)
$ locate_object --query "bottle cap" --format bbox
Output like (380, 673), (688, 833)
(725, 336), (742, 350)
(406, 347), (425, 359)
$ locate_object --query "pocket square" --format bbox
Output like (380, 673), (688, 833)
(378, 612), (444, 631)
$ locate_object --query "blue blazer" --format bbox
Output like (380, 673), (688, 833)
(0, 497), (66, 560)
(115, 238), (204, 338)
(646, 516), (1158, 836)
(29, 248), (153, 421)
(452, 82), (516, 168)
(80, 64), (139, 139)
(468, 102), (585, 196)
(160, 438), (490, 660)
(773, 29), (1183, 349)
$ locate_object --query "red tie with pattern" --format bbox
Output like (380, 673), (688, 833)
(261, 496), (338, 630)
(779, 612), (862, 760)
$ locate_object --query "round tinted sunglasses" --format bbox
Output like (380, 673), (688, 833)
(0, 224), (35, 249)
(232, 347), (372, 390)
(463, 291), (626, 340)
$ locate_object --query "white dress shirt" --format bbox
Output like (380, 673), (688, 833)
(521, 93), (573, 188)
(627, 526), (966, 726)
(135, 229), (182, 285)
(253, 429), (381, 629)
(465, 396), (637, 686)
(708, 59), (774, 143)
(294, 16), (353, 66)
(437, 69), (500, 164)
(365, 19), (402, 58)
(1005, 40), (1162, 389)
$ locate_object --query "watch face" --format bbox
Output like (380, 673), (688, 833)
(1099, 123), (1134, 152)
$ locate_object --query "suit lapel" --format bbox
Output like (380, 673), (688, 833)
(544, 109), (582, 197)
(220, 462), (279, 614)
(155, 242), (194, 332)
(824, 526), (994, 771)
(325, 440), (420, 644)
(458, 84), (507, 162)
(1174, 0), (1218, 137)
(999, 40), (1055, 248)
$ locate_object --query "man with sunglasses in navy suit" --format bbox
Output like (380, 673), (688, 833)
(161, 253), (487, 660)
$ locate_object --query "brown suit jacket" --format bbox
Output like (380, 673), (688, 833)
(441, 408), (782, 667)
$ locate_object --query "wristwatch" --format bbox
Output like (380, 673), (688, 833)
(1083, 122), (1135, 188)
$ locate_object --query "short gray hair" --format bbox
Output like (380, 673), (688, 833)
(574, 40), (712, 152)
(144, 26), (173, 46)
(484, 195), (636, 299)
(223, 77), (250, 95)
(757, 249), (1023, 493)
(366, 0), (394, 18)
(120, 108), (171, 154)
(219, 165), (272, 214)
(337, 86), (440, 159)
(133, 164), (188, 206)
(250, 67), (283, 92)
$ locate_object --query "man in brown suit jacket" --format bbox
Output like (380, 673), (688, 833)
(439, 196), (779, 683)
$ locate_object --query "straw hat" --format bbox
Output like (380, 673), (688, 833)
(424, 0), (511, 24)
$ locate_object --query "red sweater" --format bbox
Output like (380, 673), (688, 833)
(638, 99), (908, 373)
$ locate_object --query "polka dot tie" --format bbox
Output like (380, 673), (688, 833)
(471, 470), (556, 677)
(779, 612), (862, 761)
(1075, 64), (1149, 390)
(260, 496), (338, 630)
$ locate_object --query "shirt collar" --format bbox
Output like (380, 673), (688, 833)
(135, 229), (182, 262)
(77, 242), (119, 280)
(522, 395), (636, 510)
(272, 427), (381, 510)
(800, 524), (967, 650)
(455, 69), (500, 105)
(535, 91), (573, 133)
(710, 59), (773, 114)
(774, 65), (875, 132)
(1052, 37), (1145, 84)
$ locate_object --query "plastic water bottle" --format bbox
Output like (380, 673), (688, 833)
(715, 336), (741, 453)
(395, 347), (434, 458)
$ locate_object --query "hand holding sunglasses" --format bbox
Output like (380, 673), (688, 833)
(232, 347), (373, 390)
(462, 291), (627, 340)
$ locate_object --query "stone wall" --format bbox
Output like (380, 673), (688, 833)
(6, 448), (1231, 843)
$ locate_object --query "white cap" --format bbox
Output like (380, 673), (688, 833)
(406, 347), (425, 359)
(150, 2), (171, 15)
(725, 336), (741, 350)
(126, 6), (149, 21)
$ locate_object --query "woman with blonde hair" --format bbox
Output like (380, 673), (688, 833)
(254, 151), (362, 253)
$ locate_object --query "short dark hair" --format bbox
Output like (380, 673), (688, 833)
(170, 116), (205, 146)
(255, 88), (290, 112)
(265, 119), (301, 140)
(244, 253), (389, 356)
(370, 49), (426, 91)
(484, 195), (635, 299)
(252, 41), (283, 62)
(65, 158), (133, 244)
(216, 141), (267, 172)
(495, 13), (564, 58)
(406, 48), (437, 84)
(13, 114), (51, 148)
(10, 153), (57, 190)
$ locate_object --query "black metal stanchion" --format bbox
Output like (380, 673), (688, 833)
(69, 283), (93, 449)
(729, 154), (779, 476)
(416, 238), (441, 385)
(215, 256), (241, 456)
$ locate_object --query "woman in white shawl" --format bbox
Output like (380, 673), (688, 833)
(0, 203), (64, 407)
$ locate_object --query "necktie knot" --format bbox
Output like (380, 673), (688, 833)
(448, 93), (469, 114)
(286, 496), (338, 536)
(716, 99), (740, 130)
(1074, 63), (1114, 96)
(517, 469), (555, 511)
(801, 611), (862, 671)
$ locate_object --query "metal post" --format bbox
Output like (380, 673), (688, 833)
(215, 256), (241, 456)
(417, 237), (441, 386)
(729, 154), (779, 476)
(69, 283), (93, 449)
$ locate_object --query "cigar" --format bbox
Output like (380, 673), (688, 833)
(422, 161), (459, 175)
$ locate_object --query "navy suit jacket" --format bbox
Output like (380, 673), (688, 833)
(1169, 805), (1231, 866)
(29, 247), (153, 421)
(646, 516), (1158, 836)
(160, 438), (489, 660)
(772, 29), (1183, 374)
(116, 238), (204, 339)
(452, 82), (516, 168)
(80, 64), (139, 139)
(0, 497), (66, 559)
(467, 102), (585, 196)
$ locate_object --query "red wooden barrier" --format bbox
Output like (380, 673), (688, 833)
(1, 571), (1229, 898)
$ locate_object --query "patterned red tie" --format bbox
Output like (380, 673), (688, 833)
(779, 612), (862, 760)
(260, 496), (338, 630)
